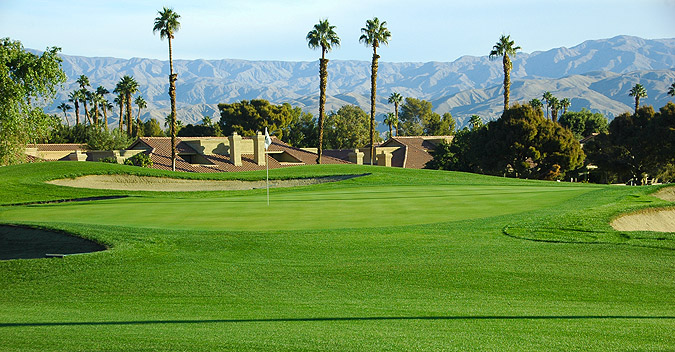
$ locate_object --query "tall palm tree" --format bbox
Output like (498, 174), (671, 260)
(629, 83), (647, 113)
(68, 90), (83, 125)
(489, 35), (521, 113)
(94, 86), (109, 125)
(360, 17), (391, 165)
(102, 101), (113, 130)
(76, 75), (91, 124)
(57, 102), (72, 126)
(561, 98), (571, 115)
(307, 19), (340, 164)
(549, 96), (560, 123)
(668, 83), (675, 97)
(383, 112), (397, 139)
(154, 7), (181, 171)
(113, 82), (125, 131)
(542, 91), (553, 119)
(387, 92), (402, 136)
(134, 96), (147, 121)
(118, 75), (139, 136)
(91, 92), (106, 126)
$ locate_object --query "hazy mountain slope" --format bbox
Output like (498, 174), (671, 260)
(43, 35), (675, 128)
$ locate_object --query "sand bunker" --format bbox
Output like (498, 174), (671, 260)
(0, 225), (105, 260)
(611, 186), (675, 232)
(48, 174), (363, 192)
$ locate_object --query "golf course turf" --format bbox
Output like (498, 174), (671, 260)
(0, 162), (673, 351)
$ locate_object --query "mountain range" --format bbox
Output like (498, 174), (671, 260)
(44, 35), (675, 129)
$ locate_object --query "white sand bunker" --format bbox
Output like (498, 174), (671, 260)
(48, 174), (361, 192)
(611, 187), (675, 232)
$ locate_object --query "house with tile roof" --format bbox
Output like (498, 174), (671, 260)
(25, 132), (347, 172)
(126, 132), (347, 173)
(324, 136), (453, 169)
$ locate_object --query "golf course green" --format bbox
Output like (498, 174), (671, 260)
(0, 161), (673, 351)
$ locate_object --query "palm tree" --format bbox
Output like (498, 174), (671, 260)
(307, 19), (340, 164)
(542, 91), (553, 119)
(469, 115), (483, 130)
(629, 83), (647, 113)
(489, 35), (521, 113)
(91, 92), (106, 126)
(113, 82), (125, 131)
(76, 75), (91, 124)
(118, 75), (139, 136)
(669, 83), (675, 97)
(57, 102), (72, 126)
(561, 98), (571, 115)
(102, 101), (113, 129)
(154, 7), (181, 171)
(529, 98), (543, 111)
(134, 95), (147, 122)
(549, 96), (560, 123)
(68, 90), (83, 125)
(387, 92), (402, 136)
(360, 17), (391, 165)
(383, 112), (397, 139)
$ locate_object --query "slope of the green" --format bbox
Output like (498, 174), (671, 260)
(0, 162), (673, 351)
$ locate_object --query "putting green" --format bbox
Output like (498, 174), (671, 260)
(0, 184), (593, 231)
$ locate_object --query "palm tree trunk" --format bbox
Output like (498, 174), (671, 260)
(93, 104), (99, 126)
(83, 99), (91, 125)
(394, 101), (399, 136)
(370, 48), (379, 165)
(103, 107), (108, 130)
(126, 93), (133, 136)
(63, 111), (70, 127)
(503, 54), (511, 112)
(317, 54), (328, 164)
(74, 102), (80, 125)
(168, 36), (177, 172)
(118, 102), (124, 131)
(635, 97), (639, 114)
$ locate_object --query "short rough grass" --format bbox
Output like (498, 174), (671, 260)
(0, 162), (673, 351)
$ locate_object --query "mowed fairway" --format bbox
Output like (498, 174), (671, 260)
(0, 162), (673, 351)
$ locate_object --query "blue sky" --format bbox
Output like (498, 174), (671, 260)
(1, 0), (673, 62)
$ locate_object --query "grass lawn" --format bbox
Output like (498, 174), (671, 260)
(0, 162), (673, 351)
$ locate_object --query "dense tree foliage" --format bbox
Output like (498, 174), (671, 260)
(429, 104), (584, 180)
(143, 118), (165, 137)
(218, 99), (302, 141)
(558, 109), (608, 139)
(398, 98), (454, 136)
(0, 38), (66, 165)
(323, 105), (370, 149)
(283, 112), (317, 148)
(585, 103), (675, 183)
(177, 123), (222, 137)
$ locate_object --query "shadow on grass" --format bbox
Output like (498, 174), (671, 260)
(2, 315), (674, 328)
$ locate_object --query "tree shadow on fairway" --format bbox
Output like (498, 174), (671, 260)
(502, 226), (675, 250)
(2, 315), (673, 328)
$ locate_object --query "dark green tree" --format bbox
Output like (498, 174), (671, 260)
(154, 7), (181, 171)
(284, 111), (317, 148)
(489, 35), (521, 113)
(218, 100), (299, 140)
(383, 112), (396, 139)
(307, 19), (340, 163)
(558, 109), (608, 139)
(68, 90), (83, 125)
(143, 118), (165, 137)
(529, 98), (543, 111)
(76, 75), (91, 124)
(542, 91), (553, 119)
(0, 38), (65, 164)
(469, 115), (483, 130)
(668, 83), (675, 98)
(323, 105), (370, 149)
(561, 98), (571, 115)
(117, 75), (138, 136)
(360, 17), (391, 164)
(57, 102), (72, 126)
(549, 96), (560, 123)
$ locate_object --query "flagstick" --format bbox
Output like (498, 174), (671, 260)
(266, 151), (269, 206)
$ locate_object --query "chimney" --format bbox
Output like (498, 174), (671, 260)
(253, 131), (266, 166)
(348, 148), (364, 165)
(228, 132), (242, 166)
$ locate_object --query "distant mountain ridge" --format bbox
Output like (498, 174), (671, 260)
(43, 35), (675, 128)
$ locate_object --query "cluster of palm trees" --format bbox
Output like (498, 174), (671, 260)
(307, 17), (390, 165)
(58, 74), (147, 136)
(528, 93), (570, 122)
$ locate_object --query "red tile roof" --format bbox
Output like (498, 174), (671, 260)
(130, 136), (347, 173)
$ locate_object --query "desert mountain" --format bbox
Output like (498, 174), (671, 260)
(45, 35), (675, 128)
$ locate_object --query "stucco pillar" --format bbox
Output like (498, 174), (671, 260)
(228, 132), (242, 166)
